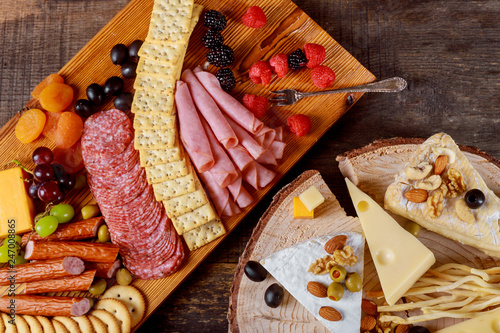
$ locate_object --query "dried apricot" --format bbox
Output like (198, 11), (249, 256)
(41, 111), (61, 142)
(15, 109), (46, 143)
(39, 83), (74, 113)
(54, 112), (83, 149)
(31, 74), (64, 99)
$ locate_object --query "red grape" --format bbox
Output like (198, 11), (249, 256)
(58, 173), (75, 192)
(38, 182), (63, 203)
(28, 182), (41, 200)
(33, 164), (55, 182)
(32, 147), (54, 165)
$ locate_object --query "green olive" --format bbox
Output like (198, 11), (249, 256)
(327, 282), (344, 301)
(345, 272), (362, 292)
(405, 221), (421, 237)
(116, 268), (133, 286)
(329, 265), (347, 282)
(89, 279), (107, 296)
(81, 205), (100, 220)
(97, 224), (111, 243)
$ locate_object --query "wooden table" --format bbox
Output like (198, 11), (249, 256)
(1, 0), (499, 331)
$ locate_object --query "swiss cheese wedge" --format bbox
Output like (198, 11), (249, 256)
(345, 178), (435, 306)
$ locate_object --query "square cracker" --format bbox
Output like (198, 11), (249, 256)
(147, 12), (191, 43)
(171, 203), (217, 235)
(139, 147), (181, 167)
(137, 41), (186, 65)
(131, 89), (175, 114)
(134, 128), (176, 150)
(152, 171), (196, 201)
(133, 73), (176, 94)
(182, 219), (226, 251)
(163, 189), (208, 218)
(133, 112), (176, 130)
(145, 158), (189, 184)
(137, 57), (178, 77)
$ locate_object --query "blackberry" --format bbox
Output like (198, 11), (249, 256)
(288, 49), (307, 70)
(216, 68), (236, 92)
(202, 30), (224, 49)
(206, 45), (234, 67)
(204, 10), (227, 31)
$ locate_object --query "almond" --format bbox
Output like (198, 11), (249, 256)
(360, 315), (376, 331)
(434, 155), (448, 175)
(324, 235), (347, 254)
(395, 324), (412, 333)
(404, 189), (428, 203)
(306, 281), (327, 298)
(361, 299), (378, 316)
(318, 306), (342, 321)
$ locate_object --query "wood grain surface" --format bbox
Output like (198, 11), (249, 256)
(1, 0), (499, 332)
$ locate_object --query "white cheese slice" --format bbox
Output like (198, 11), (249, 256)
(434, 307), (500, 332)
(345, 178), (435, 306)
(260, 231), (364, 332)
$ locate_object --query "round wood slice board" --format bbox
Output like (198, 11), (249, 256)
(228, 138), (500, 332)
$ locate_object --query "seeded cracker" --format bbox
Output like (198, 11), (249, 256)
(183, 219), (226, 251)
(136, 57), (178, 77)
(145, 158), (188, 183)
(133, 113), (176, 130)
(139, 147), (181, 167)
(133, 73), (176, 94)
(131, 89), (175, 114)
(152, 169), (196, 201)
(163, 189), (208, 218)
(137, 41), (186, 65)
(134, 128), (176, 149)
(171, 203), (217, 234)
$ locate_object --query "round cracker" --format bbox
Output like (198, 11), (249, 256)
(2, 313), (17, 333)
(95, 299), (131, 333)
(72, 316), (94, 333)
(0, 312), (5, 332)
(53, 317), (81, 333)
(90, 309), (120, 333)
(13, 315), (30, 333)
(87, 315), (107, 333)
(102, 285), (145, 327)
(21, 315), (43, 333)
(35, 316), (55, 333)
(51, 319), (69, 333)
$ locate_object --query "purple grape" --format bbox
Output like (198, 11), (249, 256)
(32, 147), (53, 165)
(33, 164), (55, 182)
(38, 182), (63, 203)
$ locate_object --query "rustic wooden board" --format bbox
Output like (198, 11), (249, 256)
(0, 0), (375, 329)
(229, 141), (500, 332)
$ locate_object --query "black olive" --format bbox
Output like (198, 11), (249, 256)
(86, 83), (106, 106)
(110, 44), (129, 65)
(244, 261), (267, 282)
(103, 76), (124, 97)
(408, 326), (430, 333)
(264, 283), (283, 308)
(121, 62), (138, 79)
(74, 99), (93, 118)
(114, 92), (134, 111)
(465, 189), (485, 209)
(128, 40), (143, 61)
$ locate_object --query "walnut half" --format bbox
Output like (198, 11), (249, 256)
(427, 190), (444, 218)
(441, 168), (466, 198)
(307, 245), (358, 275)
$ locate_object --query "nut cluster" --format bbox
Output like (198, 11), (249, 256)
(360, 299), (413, 333)
(308, 245), (358, 275)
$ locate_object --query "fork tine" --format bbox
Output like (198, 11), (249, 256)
(276, 101), (291, 106)
(269, 97), (286, 103)
(269, 90), (286, 94)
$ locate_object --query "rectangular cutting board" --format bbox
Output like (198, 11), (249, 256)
(0, 0), (375, 329)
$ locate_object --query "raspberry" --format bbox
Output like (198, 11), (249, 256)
(242, 6), (267, 29)
(249, 61), (272, 85)
(288, 49), (307, 70)
(206, 45), (234, 67)
(204, 10), (227, 31)
(202, 30), (224, 49)
(216, 68), (236, 92)
(311, 65), (336, 89)
(269, 54), (288, 78)
(287, 114), (312, 137)
(304, 43), (326, 68)
(242, 94), (268, 119)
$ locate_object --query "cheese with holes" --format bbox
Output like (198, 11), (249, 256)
(299, 186), (325, 211)
(293, 197), (314, 219)
(345, 178), (435, 305)
(0, 168), (35, 237)
(435, 307), (500, 332)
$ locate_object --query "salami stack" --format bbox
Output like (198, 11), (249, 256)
(81, 109), (184, 280)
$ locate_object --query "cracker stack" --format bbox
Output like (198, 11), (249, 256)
(131, 0), (226, 251)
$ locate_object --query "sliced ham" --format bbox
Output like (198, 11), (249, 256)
(181, 69), (238, 148)
(226, 144), (254, 172)
(252, 125), (275, 149)
(275, 126), (283, 141)
(256, 149), (277, 165)
(175, 80), (214, 173)
(193, 67), (263, 134)
(225, 116), (265, 160)
(227, 175), (254, 209)
(242, 161), (276, 190)
(224, 198), (242, 216)
(199, 171), (239, 217)
(270, 140), (286, 160)
(200, 118), (238, 188)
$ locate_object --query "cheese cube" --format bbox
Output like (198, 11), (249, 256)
(434, 307), (500, 332)
(293, 197), (314, 219)
(298, 186), (324, 211)
(0, 168), (35, 237)
(345, 178), (435, 306)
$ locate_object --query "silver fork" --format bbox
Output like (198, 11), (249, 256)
(269, 77), (407, 106)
